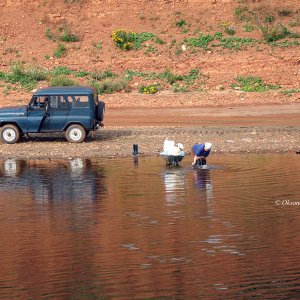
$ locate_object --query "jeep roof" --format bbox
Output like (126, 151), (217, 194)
(33, 86), (97, 96)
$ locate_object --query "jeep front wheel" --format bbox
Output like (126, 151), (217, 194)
(1, 124), (20, 144)
(66, 124), (86, 143)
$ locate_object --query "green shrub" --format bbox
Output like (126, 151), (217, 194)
(90, 78), (129, 94)
(54, 44), (67, 58)
(214, 36), (258, 50)
(243, 23), (254, 32)
(59, 29), (80, 42)
(234, 5), (252, 21)
(260, 24), (299, 43)
(233, 76), (280, 92)
(90, 70), (118, 80)
(176, 19), (187, 27)
(0, 64), (47, 90)
(46, 27), (79, 42)
(75, 70), (90, 77)
(265, 15), (275, 23)
(184, 34), (214, 49)
(159, 68), (182, 84)
(139, 83), (161, 94)
(112, 29), (154, 50)
(49, 76), (77, 86)
(51, 66), (73, 75)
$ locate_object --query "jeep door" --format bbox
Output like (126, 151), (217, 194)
(26, 96), (50, 132)
(47, 95), (70, 131)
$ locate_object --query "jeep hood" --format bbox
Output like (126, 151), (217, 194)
(0, 106), (27, 117)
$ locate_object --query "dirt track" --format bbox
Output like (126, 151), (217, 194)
(0, 104), (299, 159)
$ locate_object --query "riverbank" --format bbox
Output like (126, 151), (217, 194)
(0, 125), (299, 160)
(0, 104), (299, 159)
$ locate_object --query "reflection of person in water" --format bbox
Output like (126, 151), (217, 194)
(194, 170), (213, 200)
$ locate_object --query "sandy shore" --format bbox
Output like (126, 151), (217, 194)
(0, 103), (299, 159)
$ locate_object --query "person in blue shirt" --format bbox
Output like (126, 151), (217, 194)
(191, 142), (212, 166)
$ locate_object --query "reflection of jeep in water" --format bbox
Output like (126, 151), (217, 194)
(0, 86), (105, 143)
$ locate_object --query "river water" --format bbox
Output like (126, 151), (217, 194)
(0, 154), (299, 299)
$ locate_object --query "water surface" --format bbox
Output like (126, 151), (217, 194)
(0, 154), (299, 299)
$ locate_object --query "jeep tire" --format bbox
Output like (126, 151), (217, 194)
(66, 124), (86, 143)
(1, 124), (20, 144)
(96, 101), (105, 122)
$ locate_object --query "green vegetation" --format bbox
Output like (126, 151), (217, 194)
(215, 35), (258, 50)
(232, 76), (280, 92)
(234, 5), (252, 22)
(242, 23), (254, 32)
(139, 83), (161, 94)
(46, 27), (79, 43)
(281, 89), (300, 95)
(54, 44), (67, 58)
(184, 34), (214, 49)
(90, 78), (129, 94)
(260, 24), (299, 43)
(49, 76), (77, 86)
(0, 64), (47, 90)
(112, 29), (154, 50)
(176, 19), (187, 28)
(265, 15), (275, 23)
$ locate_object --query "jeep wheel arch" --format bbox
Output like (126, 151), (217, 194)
(1, 124), (20, 144)
(96, 101), (105, 122)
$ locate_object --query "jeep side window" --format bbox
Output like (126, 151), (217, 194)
(44, 96), (68, 110)
(30, 96), (47, 109)
(68, 95), (89, 108)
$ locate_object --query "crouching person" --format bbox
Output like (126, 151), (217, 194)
(191, 142), (212, 166)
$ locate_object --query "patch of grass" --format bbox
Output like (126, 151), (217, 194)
(155, 37), (164, 45)
(260, 24), (299, 43)
(242, 23), (254, 32)
(232, 76), (280, 92)
(214, 35), (259, 50)
(51, 66), (73, 75)
(144, 44), (158, 54)
(270, 40), (300, 47)
(281, 89), (300, 95)
(265, 15), (275, 23)
(172, 83), (189, 93)
(176, 19), (187, 27)
(234, 5), (252, 22)
(90, 70), (118, 80)
(75, 70), (90, 77)
(90, 78), (129, 94)
(54, 44), (67, 58)
(49, 75), (77, 86)
(184, 34), (214, 49)
(46, 27), (79, 42)
(159, 68), (183, 84)
(112, 29), (154, 50)
(0, 64), (48, 90)
(59, 29), (80, 42)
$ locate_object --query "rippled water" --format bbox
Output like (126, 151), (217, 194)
(0, 154), (299, 299)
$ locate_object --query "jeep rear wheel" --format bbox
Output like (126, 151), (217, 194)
(1, 124), (20, 144)
(66, 124), (86, 143)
